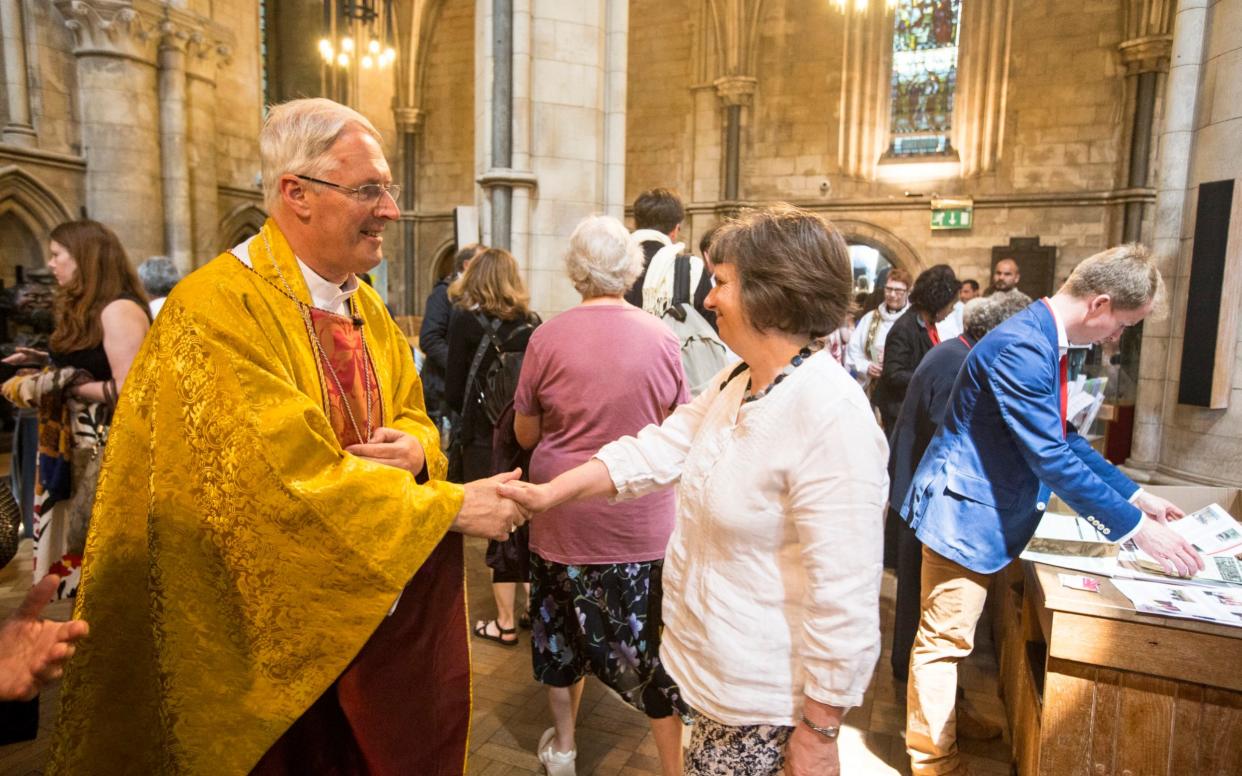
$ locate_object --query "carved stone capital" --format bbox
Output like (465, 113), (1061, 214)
(713, 75), (757, 108)
(54, 0), (159, 64)
(54, 0), (232, 76)
(1119, 35), (1173, 74)
(394, 107), (426, 134)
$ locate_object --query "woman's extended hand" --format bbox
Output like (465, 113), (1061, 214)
(1, 347), (48, 367)
(496, 480), (557, 514)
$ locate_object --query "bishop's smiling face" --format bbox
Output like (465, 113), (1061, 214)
(302, 128), (399, 281)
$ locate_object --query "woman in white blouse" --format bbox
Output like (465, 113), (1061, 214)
(501, 205), (888, 776)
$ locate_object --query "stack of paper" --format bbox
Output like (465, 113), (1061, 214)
(1112, 579), (1242, 626)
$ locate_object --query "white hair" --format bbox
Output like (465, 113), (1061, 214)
(564, 215), (644, 298)
(260, 98), (383, 211)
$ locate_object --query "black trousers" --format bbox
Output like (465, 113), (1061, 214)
(890, 509), (923, 682)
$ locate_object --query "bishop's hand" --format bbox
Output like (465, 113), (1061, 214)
(346, 426), (426, 476)
(454, 468), (530, 541)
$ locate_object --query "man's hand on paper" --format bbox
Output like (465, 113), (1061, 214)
(1133, 517), (1204, 578)
(1134, 491), (1185, 524)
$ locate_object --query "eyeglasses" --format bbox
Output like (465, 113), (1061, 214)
(296, 174), (402, 204)
(883, 286), (909, 294)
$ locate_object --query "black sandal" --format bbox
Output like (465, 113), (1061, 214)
(473, 619), (518, 646)
(518, 613), (532, 630)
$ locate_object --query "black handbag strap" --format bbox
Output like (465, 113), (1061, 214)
(460, 314), (498, 417)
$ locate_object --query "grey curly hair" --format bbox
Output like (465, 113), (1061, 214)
(963, 289), (1031, 340)
(564, 215), (644, 298)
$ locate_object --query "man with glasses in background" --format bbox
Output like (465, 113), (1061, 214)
(50, 98), (526, 775)
(848, 268), (913, 395)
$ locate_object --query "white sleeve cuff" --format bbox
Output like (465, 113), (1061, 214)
(1128, 487), (1145, 505)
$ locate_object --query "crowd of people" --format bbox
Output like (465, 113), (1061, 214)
(0, 97), (1206, 776)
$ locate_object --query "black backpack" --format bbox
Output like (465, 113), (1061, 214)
(465, 312), (535, 427)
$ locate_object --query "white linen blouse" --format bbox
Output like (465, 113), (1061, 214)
(596, 349), (888, 726)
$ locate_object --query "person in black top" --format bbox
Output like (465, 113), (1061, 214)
(873, 264), (960, 434)
(444, 247), (539, 647)
(624, 188), (716, 329)
(420, 243), (483, 424)
(873, 265), (959, 571)
(1, 220), (150, 599)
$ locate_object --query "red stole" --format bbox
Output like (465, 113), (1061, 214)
(309, 308), (382, 448)
(252, 305), (470, 775)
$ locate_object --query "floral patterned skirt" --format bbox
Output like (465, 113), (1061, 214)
(684, 713), (794, 776)
(528, 552), (689, 720)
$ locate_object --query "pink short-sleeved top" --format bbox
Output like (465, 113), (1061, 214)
(514, 303), (689, 564)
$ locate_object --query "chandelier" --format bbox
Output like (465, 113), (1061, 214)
(318, 1), (396, 70)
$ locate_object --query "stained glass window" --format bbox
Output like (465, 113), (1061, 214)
(889, 0), (961, 156)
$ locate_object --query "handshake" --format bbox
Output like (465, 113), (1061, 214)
(450, 468), (556, 541)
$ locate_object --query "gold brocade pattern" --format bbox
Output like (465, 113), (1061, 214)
(48, 220), (465, 775)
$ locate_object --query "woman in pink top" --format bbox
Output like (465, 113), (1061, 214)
(514, 215), (690, 776)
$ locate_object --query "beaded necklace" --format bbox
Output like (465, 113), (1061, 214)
(741, 339), (823, 403)
(260, 231), (377, 444)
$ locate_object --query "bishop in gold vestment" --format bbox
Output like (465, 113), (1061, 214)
(47, 213), (483, 773)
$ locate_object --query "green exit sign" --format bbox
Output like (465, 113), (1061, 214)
(931, 207), (972, 230)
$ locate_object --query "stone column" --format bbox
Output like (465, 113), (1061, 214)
(185, 32), (227, 266)
(1117, 1), (1174, 243)
(394, 106), (424, 315)
(158, 21), (193, 268)
(1127, 0), (1208, 476)
(0, 0), (36, 146)
(836, 1), (892, 179)
(714, 75), (755, 201)
(55, 0), (165, 261)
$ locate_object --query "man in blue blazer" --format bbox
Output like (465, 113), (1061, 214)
(899, 245), (1202, 776)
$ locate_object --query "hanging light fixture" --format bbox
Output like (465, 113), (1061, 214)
(319, 0), (397, 70)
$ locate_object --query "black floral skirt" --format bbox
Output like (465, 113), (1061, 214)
(528, 552), (689, 720)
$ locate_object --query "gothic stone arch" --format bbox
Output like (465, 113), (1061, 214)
(0, 167), (75, 284)
(831, 219), (924, 276)
(216, 203), (267, 254)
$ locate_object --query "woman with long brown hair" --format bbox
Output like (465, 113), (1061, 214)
(444, 247), (540, 646)
(1, 219), (150, 598)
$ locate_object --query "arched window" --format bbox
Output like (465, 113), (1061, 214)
(889, 0), (962, 157)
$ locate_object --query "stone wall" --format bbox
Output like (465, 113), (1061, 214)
(417, 0), (475, 214)
(625, 0), (1146, 288)
(1133, 0), (1242, 486)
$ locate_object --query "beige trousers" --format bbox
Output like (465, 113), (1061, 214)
(906, 546), (992, 775)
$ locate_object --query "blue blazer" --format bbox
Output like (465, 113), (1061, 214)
(899, 301), (1142, 574)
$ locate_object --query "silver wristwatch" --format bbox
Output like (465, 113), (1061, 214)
(800, 714), (840, 741)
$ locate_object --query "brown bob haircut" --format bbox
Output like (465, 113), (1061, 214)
(709, 205), (853, 338)
(48, 219), (149, 352)
(448, 247), (532, 321)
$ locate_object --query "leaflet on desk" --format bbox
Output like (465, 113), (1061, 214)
(1021, 504), (1242, 587)
(1112, 579), (1242, 627)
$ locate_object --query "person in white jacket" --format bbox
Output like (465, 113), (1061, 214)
(501, 206), (888, 776)
(846, 268), (912, 389)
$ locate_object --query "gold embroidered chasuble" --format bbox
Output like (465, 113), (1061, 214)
(48, 220), (466, 774)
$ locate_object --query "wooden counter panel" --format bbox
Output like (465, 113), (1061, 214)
(1047, 612), (1242, 692)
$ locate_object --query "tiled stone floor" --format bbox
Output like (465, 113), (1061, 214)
(0, 534), (1014, 775)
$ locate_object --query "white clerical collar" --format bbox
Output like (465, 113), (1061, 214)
(230, 235), (359, 315)
(296, 258), (359, 315)
(1041, 297), (1069, 356)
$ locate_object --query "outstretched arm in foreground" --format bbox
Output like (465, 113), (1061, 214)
(498, 459), (616, 514)
(0, 575), (90, 701)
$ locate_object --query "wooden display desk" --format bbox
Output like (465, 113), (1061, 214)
(994, 486), (1242, 776)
